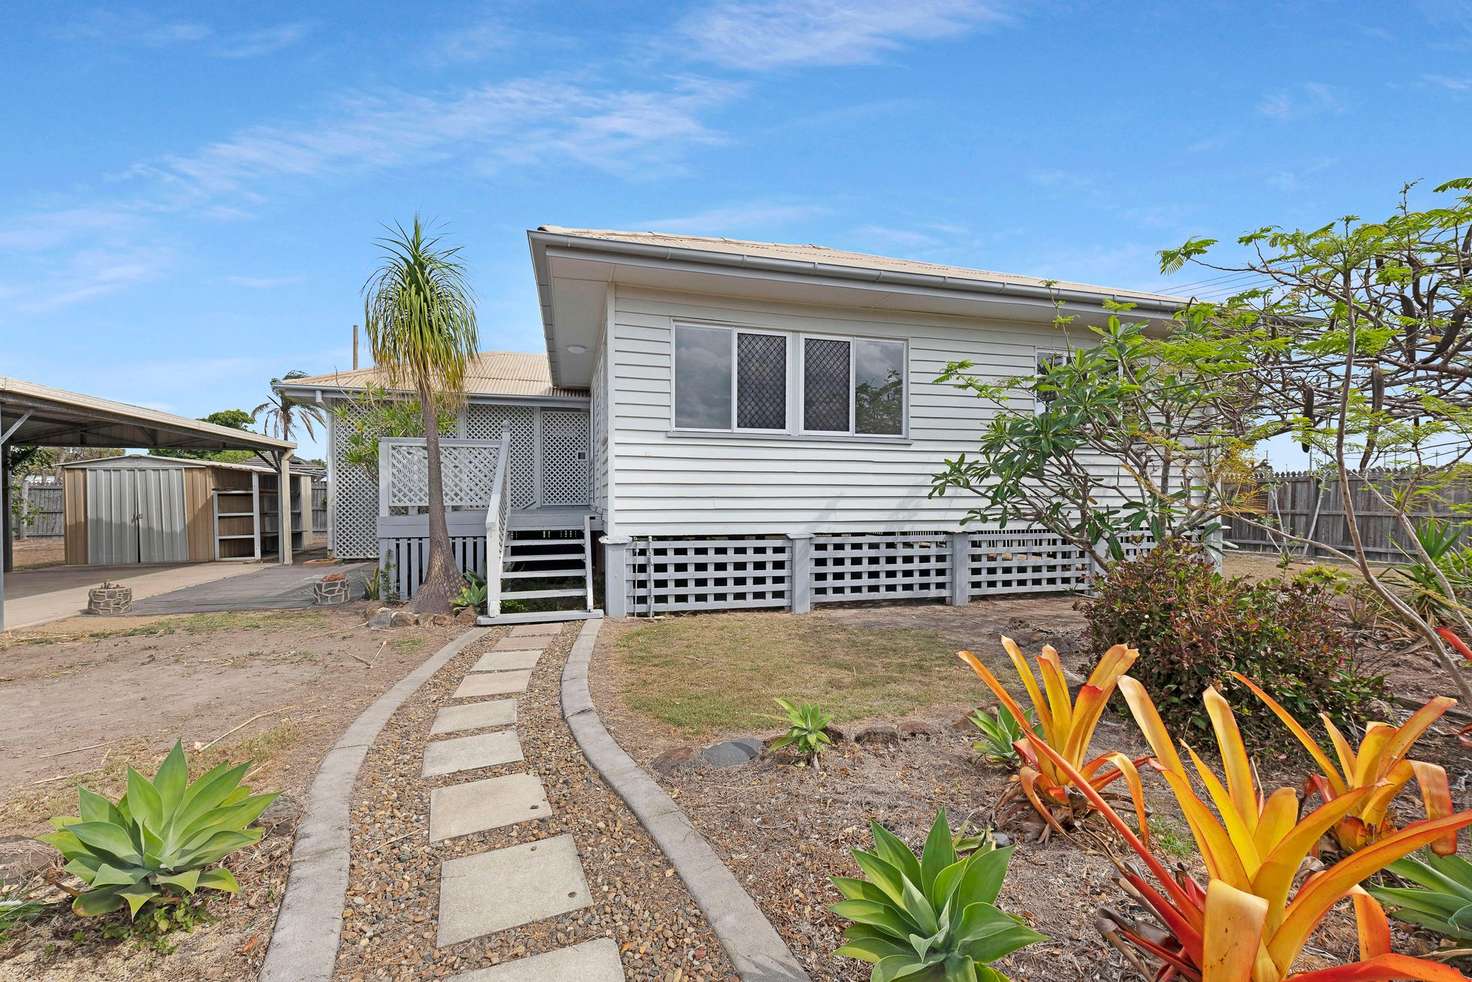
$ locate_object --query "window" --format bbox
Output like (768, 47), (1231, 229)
(674, 325), (788, 431)
(1034, 349), (1066, 415)
(802, 336), (906, 436)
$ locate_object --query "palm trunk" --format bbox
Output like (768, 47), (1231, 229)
(415, 388), (462, 614)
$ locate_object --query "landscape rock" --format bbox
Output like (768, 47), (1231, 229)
(649, 746), (698, 776)
(699, 738), (762, 767)
(454, 607), (479, 625)
(428, 613), (453, 627)
(365, 607), (395, 628)
(388, 610), (418, 627)
(0, 836), (58, 885)
(259, 794), (303, 831)
(897, 719), (934, 739)
(854, 724), (900, 749)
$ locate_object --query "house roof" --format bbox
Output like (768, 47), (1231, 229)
(0, 376), (294, 453)
(536, 226), (1189, 306)
(60, 453), (315, 475)
(283, 351), (586, 400)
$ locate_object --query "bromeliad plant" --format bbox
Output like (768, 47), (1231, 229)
(1369, 849), (1472, 949)
(452, 571), (488, 613)
(41, 742), (276, 918)
(770, 698), (834, 764)
(831, 809), (1044, 981)
(959, 638), (1150, 842)
(1071, 677), (1472, 981)
(1234, 673), (1456, 857)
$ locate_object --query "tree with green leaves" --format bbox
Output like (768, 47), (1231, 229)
(1159, 177), (1472, 704)
(362, 217), (480, 614)
(253, 370), (327, 444)
(150, 410), (257, 462)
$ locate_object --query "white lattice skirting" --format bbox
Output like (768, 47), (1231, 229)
(616, 528), (1151, 616)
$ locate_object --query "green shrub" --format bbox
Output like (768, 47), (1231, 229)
(453, 571), (487, 612)
(1369, 849), (1472, 944)
(40, 741), (276, 919)
(769, 698), (833, 763)
(967, 705), (1035, 767)
(831, 809), (1044, 980)
(1082, 539), (1384, 740)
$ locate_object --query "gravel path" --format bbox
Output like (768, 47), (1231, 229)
(334, 622), (736, 980)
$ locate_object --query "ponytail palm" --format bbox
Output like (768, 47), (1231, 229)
(363, 216), (480, 613)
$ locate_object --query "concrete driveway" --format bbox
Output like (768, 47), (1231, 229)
(2, 562), (261, 632)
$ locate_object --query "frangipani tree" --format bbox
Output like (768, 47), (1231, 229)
(363, 217), (480, 614)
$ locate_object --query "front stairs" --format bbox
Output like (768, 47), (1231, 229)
(477, 527), (603, 626)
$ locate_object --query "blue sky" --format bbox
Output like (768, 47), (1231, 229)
(5, 1), (1471, 464)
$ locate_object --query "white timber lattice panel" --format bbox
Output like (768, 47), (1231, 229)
(331, 398), (379, 560)
(626, 537), (789, 613)
(811, 532), (951, 602)
(383, 441), (499, 512)
(466, 405), (538, 508)
(969, 529), (1090, 595)
(541, 410), (591, 506)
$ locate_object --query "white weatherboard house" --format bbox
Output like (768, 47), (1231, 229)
(279, 228), (1183, 623)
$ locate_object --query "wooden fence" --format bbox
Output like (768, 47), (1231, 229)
(16, 481), (63, 538)
(1225, 470), (1472, 561)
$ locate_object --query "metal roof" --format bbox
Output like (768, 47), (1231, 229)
(284, 351), (585, 400)
(536, 226), (1189, 307)
(0, 377), (294, 453)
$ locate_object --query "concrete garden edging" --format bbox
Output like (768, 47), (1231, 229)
(561, 619), (811, 982)
(260, 625), (492, 982)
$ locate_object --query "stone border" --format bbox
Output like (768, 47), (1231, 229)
(261, 626), (492, 982)
(561, 619), (810, 982)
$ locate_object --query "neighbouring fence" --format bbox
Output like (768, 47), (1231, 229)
(311, 480), (327, 533)
(1225, 470), (1472, 562)
(15, 478), (63, 537)
(612, 527), (1146, 616)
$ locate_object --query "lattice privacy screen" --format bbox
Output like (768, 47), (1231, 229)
(330, 399), (379, 559)
(466, 405), (538, 508)
(626, 537), (790, 614)
(969, 529), (1090, 595)
(541, 410), (590, 506)
(383, 441), (500, 512)
(811, 532), (951, 602)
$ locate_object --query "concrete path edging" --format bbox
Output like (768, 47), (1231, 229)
(261, 625), (492, 982)
(561, 619), (811, 982)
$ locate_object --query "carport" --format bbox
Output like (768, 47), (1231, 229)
(1, 376), (296, 631)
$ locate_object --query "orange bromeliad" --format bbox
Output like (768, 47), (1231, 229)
(958, 638), (1151, 842)
(1233, 673), (1456, 857)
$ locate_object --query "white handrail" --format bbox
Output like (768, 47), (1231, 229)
(483, 425), (513, 617)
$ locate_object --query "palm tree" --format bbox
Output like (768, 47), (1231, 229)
(362, 217), (479, 613)
(253, 370), (327, 443)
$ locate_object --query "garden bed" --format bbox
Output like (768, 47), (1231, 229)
(333, 623), (735, 980)
(0, 603), (464, 980)
(592, 600), (1458, 981)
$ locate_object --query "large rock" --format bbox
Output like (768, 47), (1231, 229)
(855, 724), (900, 749)
(0, 836), (58, 885)
(898, 719), (935, 740)
(649, 747), (698, 776)
(699, 738), (762, 768)
(389, 610), (418, 627)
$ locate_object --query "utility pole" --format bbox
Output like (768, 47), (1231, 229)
(352, 324), (359, 370)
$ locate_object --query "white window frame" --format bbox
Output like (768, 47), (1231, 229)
(798, 333), (909, 438)
(1033, 347), (1068, 416)
(671, 323), (790, 434)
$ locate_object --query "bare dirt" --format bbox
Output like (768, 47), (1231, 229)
(592, 597), (1460, 981)
(0, 601), (465, 981)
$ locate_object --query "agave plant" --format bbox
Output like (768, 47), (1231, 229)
(959, 638), (1150, 841)
(969, 704), (1037, 767)
(831, 809), (1044, 980)
(770, 698), (834, 763)
(1068, 677), (1472, 981)
(1369, 849), (1472, 947)
(453, 571), (487, 612)
(1234, 673), (1456, 856)
(40, 742), (276, 917)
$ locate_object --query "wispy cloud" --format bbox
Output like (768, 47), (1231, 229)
(52, 9), (310, 58)
(675, 0), (1013, 70)
(1257, 81), (1344, 119)
(1423, 73), (1472, 91)
(636, 201), (828, 233)
(1265, 156), (1339, 192)
(0, 245), (173, 315)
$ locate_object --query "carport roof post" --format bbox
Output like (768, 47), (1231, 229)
(0, 378), (298, 632)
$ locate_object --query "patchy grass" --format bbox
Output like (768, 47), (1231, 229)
(610, 612), (970, 738)
(1, 609), (330, 648)
(1148, 815), (1196, 859)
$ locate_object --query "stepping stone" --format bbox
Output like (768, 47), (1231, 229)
(437, 835), (590, 946)
(510, 622), (561, 637)
(453, 671), (532, 699)
(431, 699), (517, 735)
(430, 773), (551, 841)
(423, 731), (523, 778)
(446, 939), (624, 981)
(492, 636), (547, 652)
(471, 649), (541, 673)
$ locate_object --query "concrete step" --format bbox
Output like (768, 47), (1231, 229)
(477, 609), (603, 626)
